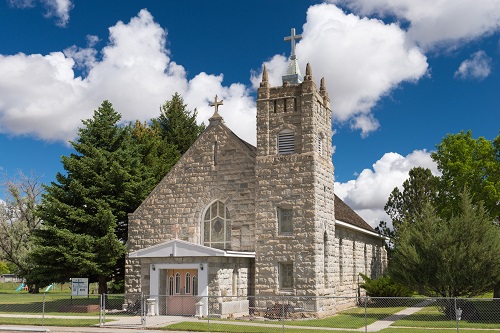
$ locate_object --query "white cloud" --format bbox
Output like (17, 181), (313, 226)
(454, 51), (492, 80)
(329, 0), (500, 50)
(0, 3), (429, 143)
(335, 149), (439, 228)
(8, 0), (35, 8)
(252, 4), (428, 136)
(0, 9), (256, 145)
(42, 0), (73, 26)
(8, 0), (73, 26)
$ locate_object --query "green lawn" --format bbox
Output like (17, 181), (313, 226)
(163, 322), (500, 333)
(203, 306), (406, 329)
(163, 300), (500, 333)
(0, 316), (109, 326)
(394, 300), (500, 330)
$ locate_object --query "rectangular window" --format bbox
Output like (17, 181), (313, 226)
(279, 262), (294, 289)
(278, 208), (293, 234)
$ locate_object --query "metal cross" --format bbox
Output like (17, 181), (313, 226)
(210, 95), (224, 114)
(284, 28), (302, 60)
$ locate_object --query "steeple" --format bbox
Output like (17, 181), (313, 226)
(282, 28), (303, 85)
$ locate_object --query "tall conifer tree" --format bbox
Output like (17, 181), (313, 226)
(32, 101), (154, 293)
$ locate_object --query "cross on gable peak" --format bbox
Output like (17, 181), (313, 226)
(209, 95), (224, 124)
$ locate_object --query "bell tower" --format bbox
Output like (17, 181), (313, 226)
(254, 28), (336, 300)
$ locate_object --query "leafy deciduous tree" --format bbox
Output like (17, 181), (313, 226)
(0, 172), (42, 291)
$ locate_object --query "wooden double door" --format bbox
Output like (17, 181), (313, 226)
(166, 269), (198, 315)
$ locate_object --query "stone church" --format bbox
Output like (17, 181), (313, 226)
(125, 29), (387, 317)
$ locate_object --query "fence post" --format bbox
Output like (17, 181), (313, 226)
(281, 295), (285, 333)
(42, 293), (46, 327)
(141, 293), (146, 328)
(364, 295), (368, 333)
(454, 297), (459, 333)
(99, 294), (101, 326)
(207, 296), (210, 332)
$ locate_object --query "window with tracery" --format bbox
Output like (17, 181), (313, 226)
(204, 201), (231, 249)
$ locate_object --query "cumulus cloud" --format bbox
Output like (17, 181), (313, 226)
(0, 3), (430, 143)
(42, 0), (73, 26)
(252, 4), (428, 136)
(8, 0), (73, 26)
(330, 0), (500, 50)
(335, 149), (439, 227)
(0, 9), (256, 145)
(454, 51), (492, 80)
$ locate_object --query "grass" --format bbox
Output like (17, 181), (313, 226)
(0, 290), (125, 315)
(163, 322), (359, 333)
(162, 299), (500, 333)
(395, 300), (500, 330)
(0, 316), (109, 327)
(163, 322), (500, 333)
(204, 306), (407, 329)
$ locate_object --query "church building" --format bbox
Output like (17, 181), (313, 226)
(125, 29), (387, 317)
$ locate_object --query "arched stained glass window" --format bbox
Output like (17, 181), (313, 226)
(204, 201), (231, 249)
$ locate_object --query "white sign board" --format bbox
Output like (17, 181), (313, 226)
(71, 278), (89, 296)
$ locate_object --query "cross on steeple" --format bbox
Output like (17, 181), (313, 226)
(284, 28), (302, 60)
(210, 95), (224, 115)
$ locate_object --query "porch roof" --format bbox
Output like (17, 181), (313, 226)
(128, 239), (256, 258)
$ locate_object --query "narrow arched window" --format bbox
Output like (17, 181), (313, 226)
(192, 276), (198, 296)
(204, 201), (231, 249)
(185, 272), (191, 294)
(168, 276), (174, 296)
(175, 272), (181, 294)
(278, 129), (294, 154)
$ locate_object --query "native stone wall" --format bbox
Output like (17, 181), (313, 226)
(333, 225), (387, 309)
(125, 123), (257, 293)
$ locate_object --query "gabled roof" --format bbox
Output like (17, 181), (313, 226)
(129, 239), (255, 258)
(334, 194), (375, 233)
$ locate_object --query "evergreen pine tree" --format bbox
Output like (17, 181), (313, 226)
(32, 101), (154, 293)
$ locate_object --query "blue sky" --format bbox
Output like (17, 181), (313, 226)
(0, 0), (499, 227)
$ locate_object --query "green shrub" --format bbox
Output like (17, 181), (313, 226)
(359, 273), (413, 297)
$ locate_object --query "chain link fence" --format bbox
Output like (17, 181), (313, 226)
(0, 292), (145, 327)
(176, 295), (500, 332)
(0, 293), (499, 332)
